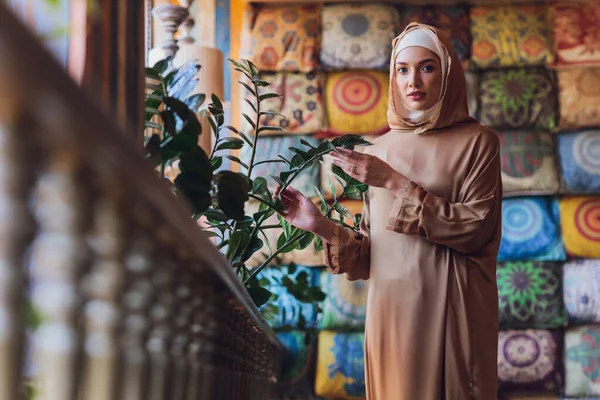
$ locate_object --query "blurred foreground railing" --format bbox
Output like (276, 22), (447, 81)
(0, 5), (280, 400)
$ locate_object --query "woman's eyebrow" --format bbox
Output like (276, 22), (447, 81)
(396, 58), (437, 65)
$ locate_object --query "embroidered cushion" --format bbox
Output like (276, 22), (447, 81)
(470, 5), (554, 69)
(552, 3), (600, 67)
(277, 331), (317, 398)
(323, 71), (390, 137)
(558, 68), (600, 130)
(246, 5), (321, 72)
(319, 269), (369, 331)
(559, 196), (600, 259)
(558, 131), (600, 194)
(478, 68), (557, 131)
(400, 4), (471, 64)
(320, 4), (399, 70)
(241, 72), (325, 135)
(498, 329), (563, 392)
(315, 331), (365, 399)
(498, 197), (566, 262)
(565, 326), (600, 396)
(497, 262), (566, 329)
(498, 130), (560, 196)
(563, 259), (600, 323)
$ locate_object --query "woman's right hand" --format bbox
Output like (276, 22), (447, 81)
(274, 186), (325, 234)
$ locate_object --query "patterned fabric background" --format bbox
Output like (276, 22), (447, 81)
(565, 326), (600, 396)
(559, 196), (600, 259)
(319, 270), (369, 331)
(552, 2), (600, 67)
(563, 260), (600, 323)
(558, 130), (600, 194)
(558, 69), (600, 131)
(320, 4), (399, 70)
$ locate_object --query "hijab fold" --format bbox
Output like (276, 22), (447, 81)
(388, 23), (474, 134)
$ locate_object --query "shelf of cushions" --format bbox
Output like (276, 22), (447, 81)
(239, 1), (600, 399)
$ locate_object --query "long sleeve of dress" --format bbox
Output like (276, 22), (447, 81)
(386, 130), (501, 255)
(324, 191), (371, 281)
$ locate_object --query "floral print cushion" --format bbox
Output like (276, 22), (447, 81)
(498, 131), (560, 196)
(563, 259), (600, 323)
(498, 197), (566, 262)
(319, 269), (369, 331)
(552, 3), (600, 67)
(246, 5), (321, 72)
(478, 68), (557, 131)
(558, 68), (600, 130)
(320, 4), (399, 70)
(565, 326), (600, 396)
(400, 5), (471, 64)
(470, 5), (554, 69)
(558, 131), (600, 194)
(323, 71), (390, 137)
(315, 331), (365, 399)
(498, 329), (563, 392)
(241, 72), (325, 135)
(559, 196), (600, 259)
(497, 262), (566, 329)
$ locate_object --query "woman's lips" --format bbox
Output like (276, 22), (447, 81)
(408, 92), (425, 101)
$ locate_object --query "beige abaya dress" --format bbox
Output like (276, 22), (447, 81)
(324, 23), (502, 400)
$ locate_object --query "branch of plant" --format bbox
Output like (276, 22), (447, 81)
(246, 79), (261, 179)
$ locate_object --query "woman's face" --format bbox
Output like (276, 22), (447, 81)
(395, 46), (443, 111)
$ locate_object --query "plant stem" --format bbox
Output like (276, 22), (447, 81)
(246, 80), (261, 179)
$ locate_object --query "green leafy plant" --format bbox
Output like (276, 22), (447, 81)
(144, 58), (370, 326)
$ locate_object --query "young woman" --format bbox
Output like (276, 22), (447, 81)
(277, 23), (502, 399)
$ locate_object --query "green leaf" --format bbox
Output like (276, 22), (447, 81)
(277, 214), (292, 239)
(258, 126), (286, 134)
(260, 110), (286, 118)
(242, 113), (256, 130)
(184, 93), (206, 112)
(314, 186), (329, 213)
(344, 182), (368, 200)
(145, 121), (162, 130)
(244, 98), (257, 113)
(247, 287), (272, 308)
(201, 208), (229, 222)
(174, 171), (212, 214)
(318, 141), (336, 153)
(328, 178), (337, 202)
(166, 133), (197, 152)
(253, 80), (271, 87)
(228, 58), (251, 74)
(211, 156), (223, 171)
(153, 57), (171, 74)
(252, 177), (268, 194)
(216, 138), (244, 151)
(331, 134), (373, 149)
(215, 171), (251, 220)
(178, 147), (212, 179)
(296, 232), (314, 251)
(239, 81), (256, 96)
(223, 155), (248, 169)
(244, 59), (259, 76)
(203, 230), (220, 238)
(334, 202), (353, 223)
(211, 93), (223, 110)
(145, 67), (161, 80)
(163, 96), (192, 122)
(269, 174), (285, 187)
(145, 107), (161, 116)
(259, 93), (282, 102)
(287, 263), (297, 274)
(226, 231), (251, 261)
(277, 233), (297, 254)
(313, 236), (324, 251)
(243, 236), (264, 262)
(300, 139), (317, 150)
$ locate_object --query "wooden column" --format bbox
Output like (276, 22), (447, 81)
(82, 0), (145, 148)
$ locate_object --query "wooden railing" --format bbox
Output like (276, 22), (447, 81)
(0, 4), (281, 400)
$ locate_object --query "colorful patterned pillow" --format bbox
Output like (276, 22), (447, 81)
(466, 72), (479, 117)
(246, 5), (320, 72)
(559, 197), (600, 259)
(478, 68), (557, 131)
(258, 265), (320, 329)
(558, 131), (600, 194)
(563, 259), (600, 323)
(558, 68), (600, 130)
(497, 262), (566, 329)
(552, 3), (600, 67)
(241, 72), (325, 135)
(470, 5), (554, 69)
(498, 329), (563, 392)
(277, 331), (317, 398)
(498, 131), (560, 196)
(245, 201), (325, 267)
(320, 4), (399, 70)
(241, 135), (320, 198)
(322, 71), (390, 137)
(315, 331), (365, 399)
(498, 197), (566, 262)
(565, 326), (600, 397)
(319, 269), (369, 331)
(401, 5), (471, 64)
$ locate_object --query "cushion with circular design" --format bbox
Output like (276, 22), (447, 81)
(563, 259), (600, 323)
(470, 5), (554, 69)
(400, 4), (471, 65)
(315, 331), (365, 399)
(277, 331), (317, 398)
(498, 197), (566, 262)
(319, 269), (369, 331)
(498, 131), (560, 196)
(320, 4), (399, 70)
(565, 326), (600, 396)
(559, 196), (600, 259)
(241, 72), (325, 135)
(323, 71), (390, 137)
(498, 329), (563, 392)
(497, 262), (566, 329)
(245, 5), (321, 72)
(552, 3), (600, 67)
(558, 69), (600, 131)
(558, 131), (600, 194)
(478, 68), (557, 131)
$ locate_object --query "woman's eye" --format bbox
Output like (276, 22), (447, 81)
(422, 65), (434, 72)
(397, 67), (408, 73)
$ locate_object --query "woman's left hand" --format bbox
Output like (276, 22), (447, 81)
(330, 147), (408, 193)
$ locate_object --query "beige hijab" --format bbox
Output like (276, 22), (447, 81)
(388, 22), (474, 134)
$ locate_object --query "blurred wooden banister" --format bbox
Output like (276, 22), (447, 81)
(0, 4), (281, 400)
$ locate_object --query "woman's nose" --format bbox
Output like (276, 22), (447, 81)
(409, 72), (422, 88)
